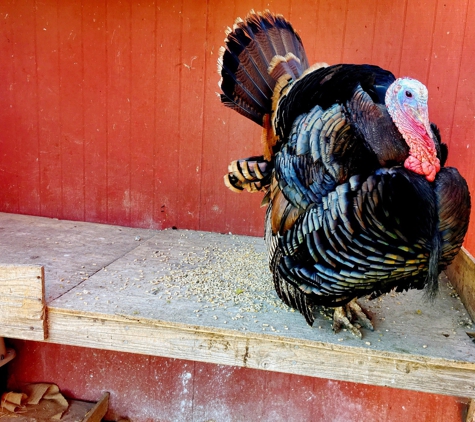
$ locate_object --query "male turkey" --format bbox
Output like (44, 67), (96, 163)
(218, 10), (471, 337)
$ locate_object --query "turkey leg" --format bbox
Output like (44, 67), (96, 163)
(332, 298), (374, 338)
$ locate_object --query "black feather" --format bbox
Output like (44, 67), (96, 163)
(220, 11), (471, 329)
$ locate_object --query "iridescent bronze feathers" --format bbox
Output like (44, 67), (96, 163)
(218, 11), (471, 332)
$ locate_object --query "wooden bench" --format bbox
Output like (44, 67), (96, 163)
(1, 212), (474, 402)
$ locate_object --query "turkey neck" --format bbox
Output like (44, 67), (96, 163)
(390, 102), (440, 182)
(401, 130), (440, 183)
(385, 78), (441, 182)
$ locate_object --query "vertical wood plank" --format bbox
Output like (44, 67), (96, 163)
(342, 0), (378, 64)
(201, 0), (266, 236)
(0, 0), (20, 213)
(445, 248), (475, 323)
(2, 1), (40, 214)
(106, 0), (132, 226)
(308, 0), (348, 65)
(398, 0), (437, 80)
(153, 0), (182, 229)
(192, 363), (267, 421)
(449, 0), (475, 253)
(148, 358), (195, 420)
(426, 0), (469, 151)
(36, 0), (62, 218)
(5, 0), (40, 215)
(371, 2), (407, 72)
(83, 0), (108, 223)
(174, 0), (207, 230)
(260, 371), (293, 420)
(200, 0), (234, 234)
(265, 0), (291, 17)
(130, 0), (156, 228)
(58, 0), (85, 221)
(287, 0), (320, 62)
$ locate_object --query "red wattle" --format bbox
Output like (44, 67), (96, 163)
(404, 155), (439, 182)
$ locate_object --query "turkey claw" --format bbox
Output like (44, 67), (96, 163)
(332, 299), (374, 338)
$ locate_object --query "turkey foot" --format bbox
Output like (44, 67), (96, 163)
(332, 298), (374, 338)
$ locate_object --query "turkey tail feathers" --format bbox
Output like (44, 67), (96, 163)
(218, 10), (309, 125)
(425, 233), (441, 300)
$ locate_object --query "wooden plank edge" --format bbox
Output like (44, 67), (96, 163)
(467, 399), (475, 422)
(45, 307), (475, 399)
(0, 264), (47, 341)
(82, 392), (109, 422)
(0, 348), (16, 368)
(445, 247), (475, 322)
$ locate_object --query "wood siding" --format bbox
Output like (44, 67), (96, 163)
(0, 0), (474, 250)
(6, 340), (469, 422)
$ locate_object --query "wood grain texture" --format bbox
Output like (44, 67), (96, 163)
(7, 340), (468, 422)
(45, 308), (475, 399)
(82, 392), (109, 422)
(1, 212), (474, 399)
(449, 0), (475, 253)
(58, 0), (85, 222)
(0, 0), (473, 246)
(0, 265), (46, 340)
(106, 0), (132, 226)
(130, 1), (156, 229)
(82, 0), (108, 224)
(467, 399), (475, 422)
(0, 348), (16, 368)
(446, 247), (475, 323)
(35, 0), (62, 218)
(0, 212), (158, 302)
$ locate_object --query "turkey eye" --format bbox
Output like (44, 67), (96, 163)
(405, 91), (413, 98)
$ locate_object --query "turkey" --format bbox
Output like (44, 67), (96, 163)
(218, 10), (471, 337)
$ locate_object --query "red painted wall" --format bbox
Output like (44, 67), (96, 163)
(0, 0), (474, 249)
(5, 340), (468, 422)
(1, 3), (473, 419)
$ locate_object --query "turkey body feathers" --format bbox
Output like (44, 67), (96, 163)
(219, 10), (471, 329)
(278, 167), (468, 307)
(274, 64), (396, 139)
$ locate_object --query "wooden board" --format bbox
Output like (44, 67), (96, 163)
(467, 399), (475, 422)
(1, 212), (475, 399)
(0, 265), (46, 340)
(0, 212), (158, 302)
(45, 307), (475, 399)
(82, 392), (109, 422)
(0, 348), (16, 368)
(446, 247), (475, 323)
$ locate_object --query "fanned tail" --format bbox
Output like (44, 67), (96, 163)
(218, 10), (309, 126)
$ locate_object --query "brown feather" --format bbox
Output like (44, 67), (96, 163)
(270, 180), (304, 234)
(268, 53), (302, 81)
(261, 114), (279, 160)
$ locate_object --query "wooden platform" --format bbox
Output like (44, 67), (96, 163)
(1, 212), (474, 399)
